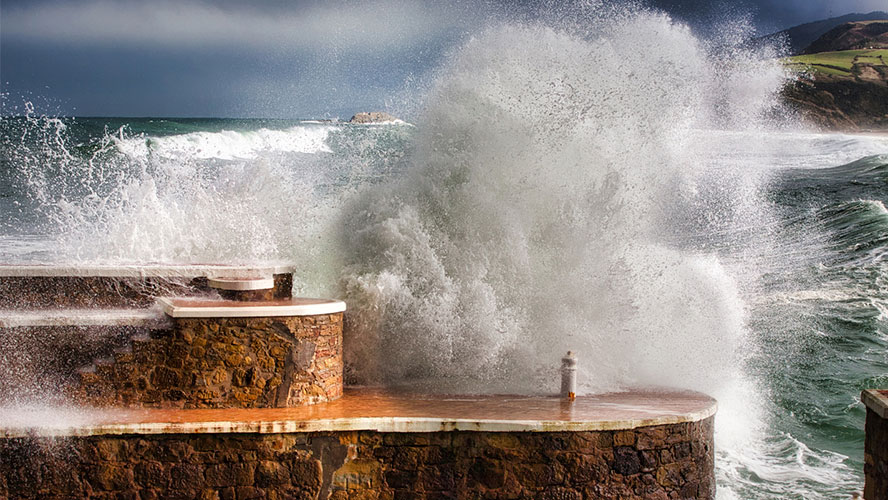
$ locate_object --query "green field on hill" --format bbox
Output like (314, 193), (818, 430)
(784, 49), (888, 76)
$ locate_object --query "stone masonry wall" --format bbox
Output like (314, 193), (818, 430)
(0, 272), (292, 308)
(0, 325), (147, 405)
(865, 407), (888, 500)
(76, 313), (343, 409)
(0, 418), (715, 499)
(0, 276), (205, 308)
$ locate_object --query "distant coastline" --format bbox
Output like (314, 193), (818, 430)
(782, 73), (888, 132)
(778, 19), (888, 132)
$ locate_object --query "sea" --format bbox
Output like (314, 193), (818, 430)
(2, 11), (888, 500)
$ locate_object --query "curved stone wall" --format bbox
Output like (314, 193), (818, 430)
(863, 389), (888, 500)
(77, 313), (343, 409)
(0, 419), (714, 499)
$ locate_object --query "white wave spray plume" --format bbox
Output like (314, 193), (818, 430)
(339, 8), (780, 396)
(3, 115), (336, 264)
(333, 6), (857, 499)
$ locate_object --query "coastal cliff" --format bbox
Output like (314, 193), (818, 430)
(783, 72), (888, 130)
(781, 21), (888, 131)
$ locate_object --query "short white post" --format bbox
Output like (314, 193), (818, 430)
(561, 351), (577, 401)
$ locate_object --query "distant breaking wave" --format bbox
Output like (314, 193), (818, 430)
(116, 125), (336, 161)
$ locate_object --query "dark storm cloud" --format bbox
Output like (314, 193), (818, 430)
(1, 0), (477, 51)
(1, 0), (886, 117)
(748, 0), (887, 32)
(1, 0), (484, 117)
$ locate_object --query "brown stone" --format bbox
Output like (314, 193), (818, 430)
(470, 458), (506, 489)
(613, 430), (636, 447)
(539, 487), (581, 500)
(151, 366), (181, 387)
(134, 461), (169, 486)
(0, 419), (715, 499)
(140, 489), (160, 500)
(235, 486), (264, 499)
(864, 405), (888, 500)
(72, 311), (343, 410)
(639, 450), (659, 470)
(612, 446), (642, 476)
(198, 490), (220, 500)
(656, 463), (681, 488)
(636, 426), (668, 450)
(596, 432), (614, 449)
(333, 459), (382, 490)
(205, 463), (255, 487)
(169, 463), (203, 492)
(90, 464), (134, 491)
(257, 461), (289, 486)
(392, 448), (424, 470)
(289, 459), (322, 492)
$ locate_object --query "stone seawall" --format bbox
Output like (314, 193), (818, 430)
(0, 266), (294, 308)
(77, 313), (344, 409)
(863, 389), (888, 500)
(0, 418), (715, 499)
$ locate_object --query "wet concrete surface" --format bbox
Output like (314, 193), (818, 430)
(0, 387), (716, 437)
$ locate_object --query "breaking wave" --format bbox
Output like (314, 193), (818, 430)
(2, 5), (884, 499)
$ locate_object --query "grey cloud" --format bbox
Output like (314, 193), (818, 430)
(4, 0), (886, 118)
(1, 0), (482, 52)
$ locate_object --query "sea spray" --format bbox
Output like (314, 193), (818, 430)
(331, 11), (867, 499)
(0, 112), (410, 265)
(337, 14), (771, 396)
(1, 4), (883, 498)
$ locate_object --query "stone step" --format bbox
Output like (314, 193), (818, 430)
(1, 388), (718, 436)
(158, 297), (346, 318)
(0, 308), (170, 329)
(208, 276), (277, 301)
(0, 309), (173, 404)
(70, 297), (346, 409)
(0, 264), (295, 308)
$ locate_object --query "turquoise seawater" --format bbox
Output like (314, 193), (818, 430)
(1, 114), (887, 499)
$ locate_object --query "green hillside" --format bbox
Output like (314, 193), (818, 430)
(784, 49), (888, 77)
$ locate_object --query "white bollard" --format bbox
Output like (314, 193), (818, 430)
(561, 351), (577, 401)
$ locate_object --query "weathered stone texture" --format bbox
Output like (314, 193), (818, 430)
(0, 325), (151, 405)
(0, 276), (205, 308)
(75, 313), (343, 408)
(865, 408), (888, 500)
(0, 417), (715, 499)
(0, 273), (292, 308)
(217, 288), (275, 302)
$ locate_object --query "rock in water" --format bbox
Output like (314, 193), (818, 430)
(349, 112), (399, 124)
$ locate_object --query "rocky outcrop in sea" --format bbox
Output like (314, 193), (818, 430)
(348, 112), (400, 124)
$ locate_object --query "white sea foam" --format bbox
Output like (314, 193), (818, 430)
(695, 129), (888, 170)
(338, 12), (768, 396)
(860, 199), (888, 214)
(116, 125), (335, 161)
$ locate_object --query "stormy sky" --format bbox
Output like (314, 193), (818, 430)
(1, 0), (885, 118)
